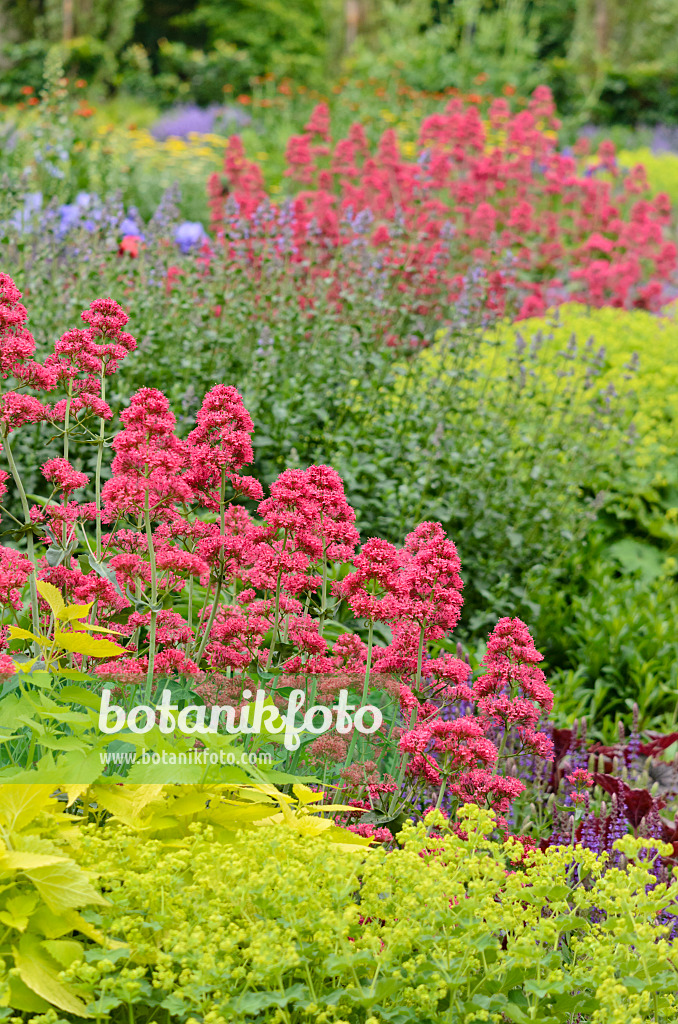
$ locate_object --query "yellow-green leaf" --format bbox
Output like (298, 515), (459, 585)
(72, 622), (125, 635)
(54, 632), (126, 658)
(57, 602), (93, 622)
(13, 657), (38, 673)
(24, 860), (109, 912)
(0, 784), (55, 832)
(0, 853), (67, 873)
(7, 626), (48, 646)
(36, 580), (65, 619)
(293, 784), (325, 805)
(16, 934), (91, 1017)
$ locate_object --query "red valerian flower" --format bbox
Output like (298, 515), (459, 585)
(41, 458), (89, 496)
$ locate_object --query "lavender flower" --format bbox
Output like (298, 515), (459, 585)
(175, 221), (208, 253)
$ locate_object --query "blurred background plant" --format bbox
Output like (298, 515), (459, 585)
(1, 0), (678, 127)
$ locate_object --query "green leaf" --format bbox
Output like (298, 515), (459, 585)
(54, 686), (102, 710)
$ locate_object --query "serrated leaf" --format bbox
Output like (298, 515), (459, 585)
(292, 784), (324, 804)
(54, 633), (125, 658)
(0, 785), (55, 831)
(36, 580), (65, 619)
(0, 852), (67, 872)
(7, 626), (47, 645)
(57, 603), (93, 622)
(24, 860), (108, 912)
(54, 687), (102, 711)
(16, 934), (91, 1017)
(12, 658), (37, 674)
(72, 622), (124, 635)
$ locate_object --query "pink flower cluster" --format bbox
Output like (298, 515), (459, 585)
(206, 87), (676, 322)
(388, 616), (553, 813)
(0, 277), (554, 822)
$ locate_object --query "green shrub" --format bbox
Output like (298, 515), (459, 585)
(347, 0), (544, 97)
(618, 148), (678, 209)
(60, 804), (678, 1023)
(474, 304), (678, 552)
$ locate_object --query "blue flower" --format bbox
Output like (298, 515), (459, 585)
(174, 221), (208, 253)
(120, 216), (144, 239)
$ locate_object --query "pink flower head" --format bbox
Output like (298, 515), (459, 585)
(452, 768), (525, 814)
(185, 385), (255, 507)
(0, 393), (49, 433)
(41, 458), (89, 496)
(398, 522), (464, 636)
(332, 537), (401, 621)
(0, 274), (36, 378)
(473, 618), (554, 763)
(259, 464), (359, 561)
(80, 298), (129, 335)
(566, 768), (594, 789)
(0, 652), (15, 683)
(103, 388), (192, 516)
(0, 545), (34, 609)
(51, 306), (136, 378)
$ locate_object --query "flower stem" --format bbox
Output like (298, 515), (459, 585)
(333, 618), (373, 804)
(4, 433), (40, 642)
(143, 493), (158, 704)
(95, 374), (106, 560)
(388, 624), (425, 816)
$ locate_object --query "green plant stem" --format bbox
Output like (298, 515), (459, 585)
(95, 373), (106, 560)
(318, 538), (328, 637)
(388, 624), (425, 815)
(4, 433), (40, 642)
(194, 469), (228, 665)
(491, 727), (509, 777)
(265, 529), (289, 671)
(143, 493), (159, 704)
(333, 618), (374, 804)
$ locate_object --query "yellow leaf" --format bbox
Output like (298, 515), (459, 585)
(304, 804), (360, 813)
(54, 632), (126, 658)
(293, 784), (324, 805)
(16, 934), (91, 1017)
(91, 784), (165, 826)
(0, 853), (67, 873)
(42, 938), (84, 968)
(0, 785), (55, 831)
(58, 785), (90, 808)
(13, 658), (38, 673)
(24, 860), (109, 912)
(7, 626), (48, 646)
(72, 622), (125, 635)
(57, 603), (93, 621)
(36, 580), (65, 619)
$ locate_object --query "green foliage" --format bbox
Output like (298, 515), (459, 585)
(482, 304), (678, 553)
(348, 0), (544, 96)
(152, 38), (253, 106)
(538, 545), (678, 737)
(618, 148), (678, 207)
(0, 784), (110, 1018)
(173, 0), (342, 92)
(46, 803), (678, 1022)
(0, 244), (636, 642)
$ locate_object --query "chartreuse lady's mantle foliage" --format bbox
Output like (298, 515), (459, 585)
(3, 801), (673, 1024)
